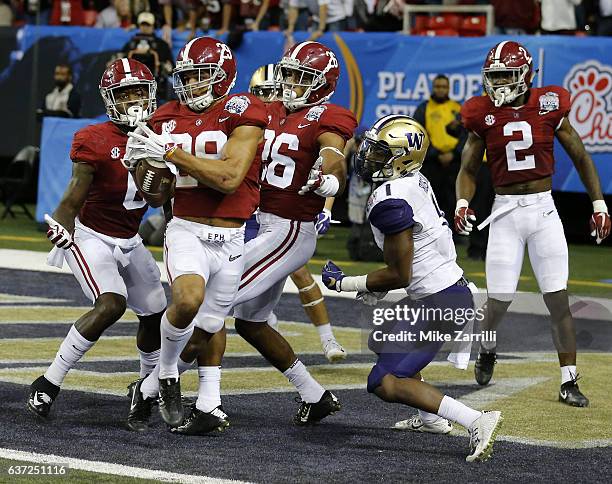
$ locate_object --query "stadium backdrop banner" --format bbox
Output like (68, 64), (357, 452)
(5, 29), (607, 221)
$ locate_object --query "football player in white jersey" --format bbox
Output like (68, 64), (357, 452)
(322, 115), (503, 462)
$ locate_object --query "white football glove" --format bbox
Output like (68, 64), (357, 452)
(44, 214), (73, 249)
(356, 290), (388, 306)
(121, 132), (150, 171)
(127, 122), (176, 163)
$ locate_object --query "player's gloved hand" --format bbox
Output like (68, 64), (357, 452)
(590, 200), (611, 245)
(454, 199), (476, 235)
(315, 208), (332, 236)
(44, 214), (73, 249)
(322, 260), (345, 292)
(298, 156), (340, 197)
(127, 122), (177, 163)
(121, 134), (151, 171)
(356, 290), (388, 306)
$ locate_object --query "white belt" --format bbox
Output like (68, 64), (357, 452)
(477, 191), (552, 231)
(172, 217), (244, 244)
(46, 220), (141, 269)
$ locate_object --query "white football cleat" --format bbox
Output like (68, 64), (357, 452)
(393, 414), (453, 434)
(466, 411), (503, 462)
(323, 339), (347, 363)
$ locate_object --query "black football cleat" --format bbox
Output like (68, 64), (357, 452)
(559, 375), (589, 407)
(158, 377), (184, 426)
(474, 351), (497, 386)
(126, 378), (156, 432)
(170, 405), (229, 435)
(27, 375), (60, 419)
(294, 390), (341, 426)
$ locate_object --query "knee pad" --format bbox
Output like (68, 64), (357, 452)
(194, 314), (224, 334)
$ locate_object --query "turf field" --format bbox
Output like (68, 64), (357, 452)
(0, 210), (611, 482)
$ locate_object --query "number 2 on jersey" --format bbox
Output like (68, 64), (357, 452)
(123, 172), (147, 210)
(504, 121), (535, 171)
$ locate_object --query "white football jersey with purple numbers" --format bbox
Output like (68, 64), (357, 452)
(365, 172), (463, 296)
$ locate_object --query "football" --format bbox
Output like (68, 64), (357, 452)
(133, 158), (175, 207)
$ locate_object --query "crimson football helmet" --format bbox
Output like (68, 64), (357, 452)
(99, 58), (157, 126)
(482, 41), (534, 107)
(276, 41), (340, 111)
(173, 36), (237, 111)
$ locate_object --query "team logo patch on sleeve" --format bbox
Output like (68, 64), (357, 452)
(538, 92), (560, 115)
(305, 105), (326, 122)
(224, 96), (251, 115)
(162, 119), (176, 133)
(110, 146), (121, 159)
(484, 114), (496, 126)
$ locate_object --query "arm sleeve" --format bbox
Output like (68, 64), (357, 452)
(70, 128), (98, 170)
(225, 95), (268, 133)
(368, 198), (415, 235)
(460, 98), (484, 137)
(316, 106), (358, 142)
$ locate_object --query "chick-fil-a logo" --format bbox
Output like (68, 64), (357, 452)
(563, 60), (612, 153)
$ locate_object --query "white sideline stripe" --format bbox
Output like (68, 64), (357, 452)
(2, 248), (612, 316)
(497, 435), (612, 449)
(0, 448), (247, 483)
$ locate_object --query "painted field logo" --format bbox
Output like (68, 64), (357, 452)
(563, 60), (612, 153)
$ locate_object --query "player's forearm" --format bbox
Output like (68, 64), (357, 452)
(170, 149), (245, 194)
(456, 168), (477, 202)
(572, 156), (604, 202)
(363, 266), (411, 292)
(53, 203), (78, 233)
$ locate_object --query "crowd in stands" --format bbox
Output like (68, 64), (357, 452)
(0, 0), (610, 37)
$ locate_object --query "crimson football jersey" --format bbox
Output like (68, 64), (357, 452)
(259, 102), (357, 221)
(150, 93), (267, 220)
(70, 122), (148, 239)
(461, 86), (570, 188)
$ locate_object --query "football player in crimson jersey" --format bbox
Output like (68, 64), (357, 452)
(27, 59), (167, 428)
(177, 42), (357, 427)
(455, 41), (611, 406)
(123, 37), (268, 434)
(245, 64), (347, 363)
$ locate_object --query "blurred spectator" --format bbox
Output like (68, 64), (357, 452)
(367, 0), (404, 31)
(37, 63), (81, 118)
(121, 11), (173, 98)
(216, 0), (270, 35)
(49, 0), (85, 25)
(95, 0), (134, 28)
(285, 0), (353, 41)
(160, 0), (197, 46)
(189, 0), (224, 38)
(413, 74), (462, 228)
(22, 0), (52, 25)
(0, 0), (13, 26)
(541, 0), (581, 34)
(489, 0), (539, 34)
(585, 0), (612, 35)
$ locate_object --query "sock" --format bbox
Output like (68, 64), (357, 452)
(138, 349), (160, 378)
(437, 395), (482, 429)
(140, 364), (160, 399)
(283, 359), (325, 403)
(178, 357), (195, 375)
(44, 326), (95, 387)
(317, 323), (334, 343)
(159, 312), (194, 380)
(480, 339), (496, 352)
(195, 366), (221, 413)
(561, 365), (577, 385)
(418, 409), (441, 424)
